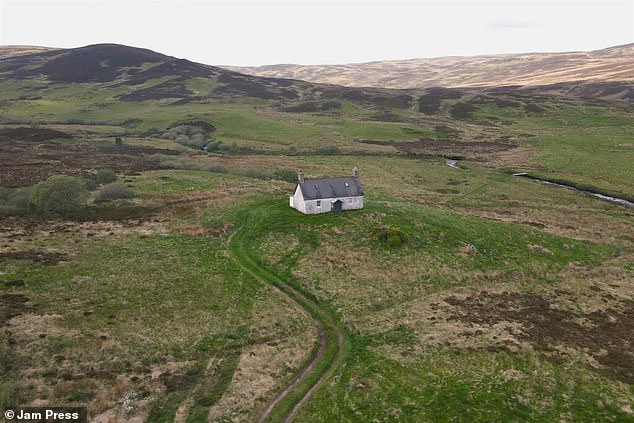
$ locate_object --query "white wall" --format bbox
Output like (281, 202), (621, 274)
(292, 186), (306, 214)
(292, 192), (364, 215)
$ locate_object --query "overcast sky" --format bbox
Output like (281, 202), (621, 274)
(1, 0), (632, 66)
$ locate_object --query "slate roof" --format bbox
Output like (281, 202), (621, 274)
(297, 177), (363, 200)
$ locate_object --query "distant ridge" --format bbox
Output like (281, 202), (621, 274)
(1, 43), (632, 104)
(0, 45), (59, 59)
(223, 44), (634, 90)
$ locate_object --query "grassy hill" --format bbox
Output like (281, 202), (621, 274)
(0, 45), (59, 59)
(225, 44), (634, 90)
(0, 44), (633, 422)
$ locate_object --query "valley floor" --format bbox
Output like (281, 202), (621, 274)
(0, 65), (633, 420)
(1, 144), (633, 421)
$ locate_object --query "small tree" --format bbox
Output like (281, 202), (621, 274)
(96, 169), (117, 185)
(29, 175), (87, 214)
(115, 136), (123, 146)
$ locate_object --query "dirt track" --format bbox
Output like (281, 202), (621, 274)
(229, 209), (347, 422)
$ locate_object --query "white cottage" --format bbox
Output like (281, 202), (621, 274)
(289, 168), (364, 214)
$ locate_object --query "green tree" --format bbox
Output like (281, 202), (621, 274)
(29, 175), (87, 214)
(96, 169), (117, 185)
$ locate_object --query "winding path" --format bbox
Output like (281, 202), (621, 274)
(228, 213), (347, 423)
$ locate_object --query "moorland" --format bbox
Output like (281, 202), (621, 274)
(0, 43), (633, 422)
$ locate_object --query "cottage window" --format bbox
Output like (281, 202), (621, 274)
(316, 200), (321, 207)
(348, 198), (353, 203)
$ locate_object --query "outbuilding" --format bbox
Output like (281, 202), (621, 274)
(289, 168), (364, 214)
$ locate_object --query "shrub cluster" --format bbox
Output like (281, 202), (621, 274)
(0, 172), (136, 216)
(28, 175), (88, 214)
(162, 125), (214, 150)
(374, 225), (409, 247)
(96, 169), (118, 184)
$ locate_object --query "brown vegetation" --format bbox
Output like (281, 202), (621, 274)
(445, 291), (634, 383)
(226, 44), (634, 92)
(0, 128), (178, 187)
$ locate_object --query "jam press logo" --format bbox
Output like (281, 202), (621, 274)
(4, 407), (87, 422)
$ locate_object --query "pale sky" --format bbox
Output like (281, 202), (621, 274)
(1, 0), (632, 66)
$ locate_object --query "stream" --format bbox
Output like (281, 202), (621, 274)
(444, 160), (633, 209)
(446, 159), (461, 169)
(512, 173), (634, 209)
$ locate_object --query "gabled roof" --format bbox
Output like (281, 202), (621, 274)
(297, 177), (363, 200)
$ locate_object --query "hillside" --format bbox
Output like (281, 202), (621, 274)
(3, 43), (633, 105)
(0, 45), (59, 59)
(1, 43), (633, 189)
(0, 43), (633, 423)
(225, 44), (634, 90)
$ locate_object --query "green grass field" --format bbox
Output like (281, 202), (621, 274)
(1, 65), (633, 421)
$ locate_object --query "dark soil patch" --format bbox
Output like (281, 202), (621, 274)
(418, 88), (463, 114)
(0, 127), (71, 143)
(523, 81), (634, 103)
(322, 87), (413, 109)
(0, 137), (179, 187)
(470, 94), (523, 109)
(3, 44), (171, 83)
(215, 73), (300, 100)
(524, 103), (546, 114)
(0, 250), (67, 265)
(449, 102), (477, 119)
(118, 78), (193, 101)
(3, 280), (26, 288)
(0, 293), (32, 325)
(122, 59), (218, 86)
(445, 291), (634, 383)
(166, 120), (216, 133)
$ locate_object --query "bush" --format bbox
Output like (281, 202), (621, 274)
(205, 140), (223, 152)
(96, 183), (135, 201)
(82, 178), (98, 192)
(29, 175), (88, 214)
(163, 125), (213, 150)
(375, 225), (409, 247)
(115, 136), (123, 146)
(96, 169), (118, 184)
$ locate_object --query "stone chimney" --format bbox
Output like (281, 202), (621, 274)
(352, 167), (359, 179)
(298, 171), (305, 183)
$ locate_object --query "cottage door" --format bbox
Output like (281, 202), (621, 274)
(332, 199), (343, 213)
